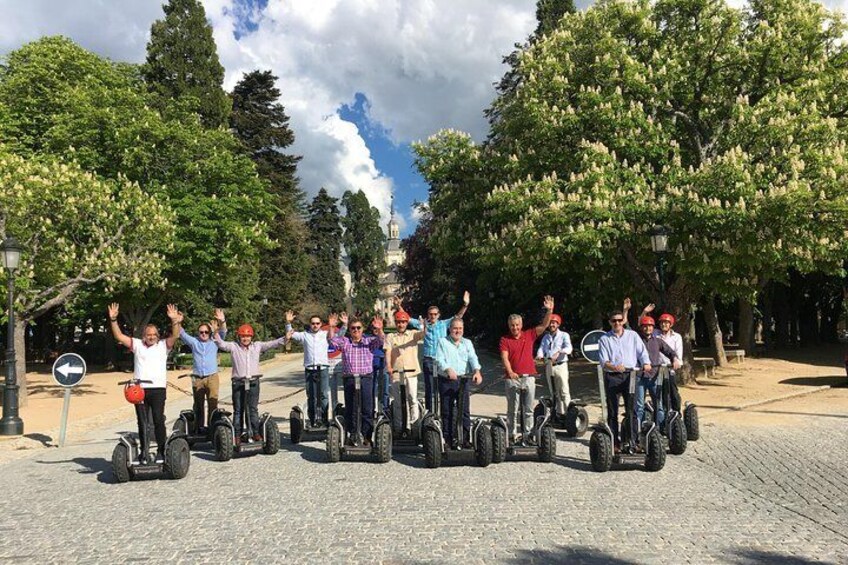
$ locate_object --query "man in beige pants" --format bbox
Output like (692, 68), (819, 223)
(384, 310), (425, 432)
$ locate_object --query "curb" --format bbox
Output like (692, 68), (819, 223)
(701, 385), (832, 418)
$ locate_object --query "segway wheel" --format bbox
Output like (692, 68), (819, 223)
(290, 416), (303, 444)
(423, 429), (442, 469)
(263, 419), (280, 455)
(326, 426), (341, 463)
(374, 423), (392, 463)
(538, 425), (556, 462)
(684, 405), (700, 441)
(564, 405), (589, 438)
(165, 437), (190, 479)
(213, 426), (234, 462)
(668, 417), (687, 455)
(475, 425), (492, 467)
(172, 418), (195, 448)
(111, 443), (131, 483)
(589, 430), (612, 472)
(644, 428), (666, 472)
(491, 424), (507, 464)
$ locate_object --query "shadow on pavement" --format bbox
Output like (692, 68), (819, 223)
(506, 545), (636, 564)
(779, 375), (846, 387)
(25, 433), (54, 447)
(728, 549), (828, 564)
(282, 437), (328, 463)
(36, 456), (115, 484)
(552, 455), (595, 472)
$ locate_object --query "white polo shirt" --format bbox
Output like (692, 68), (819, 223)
(131, 338), (169, 389)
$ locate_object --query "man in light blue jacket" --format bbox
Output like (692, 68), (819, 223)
(179, 308), (227, 430)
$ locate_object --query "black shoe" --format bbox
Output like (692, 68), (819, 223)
(461, 440), (473, 450)
(526, 435), (537, 447)
(363, 438), (372, 447)
(155, 452), (165, 464)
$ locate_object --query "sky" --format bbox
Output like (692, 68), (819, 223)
(0, 0), (845, 236)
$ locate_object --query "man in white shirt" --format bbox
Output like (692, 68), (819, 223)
(108, 302), (182, 463)
(536, 313), (573, 416)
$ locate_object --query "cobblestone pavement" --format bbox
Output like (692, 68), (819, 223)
(0, 359), (845, 564)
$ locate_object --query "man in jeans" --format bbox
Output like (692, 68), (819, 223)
(598, 310), (652, 453)
(434, 318), (482, 448)
(286, 310), (345, 426)
(179, 308), (227, 430)
(499, 295), (554, 443)
(636, 316), (680, 431)
(397, 292), (470, 413)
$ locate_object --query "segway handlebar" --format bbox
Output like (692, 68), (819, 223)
(118, 378), (153, 386)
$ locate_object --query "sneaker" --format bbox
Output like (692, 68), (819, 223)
(363, 438), (372, 447)
(155, 452), (165, 464)
(252, 433), (263, 442)
(526, 435), (537, 446)
(461, 440), (473, 450)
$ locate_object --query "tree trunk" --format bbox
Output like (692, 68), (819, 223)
(739, 297), (755, 354)
(15, 318), (27, 407)
(702, 295), (727, 366)
(762, 283), (773, 350)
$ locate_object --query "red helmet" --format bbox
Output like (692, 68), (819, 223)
(394, 311), (410, 322)
(658, 313), (675, 325)
(237, 324), (255, 337)
(124, 383), (145, 405)
(639, 316), (656, 327)
(550, 314), (562, 325)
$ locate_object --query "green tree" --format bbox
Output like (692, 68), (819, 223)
(0, 146), (174, 404)
(0, 37), (274, 334)
(341, 190), (385, 316)
(535, 0), (577, 36)
(143, 0), (230, 128)
(306, 189), (346, 312)
(230, 70), (309, 328)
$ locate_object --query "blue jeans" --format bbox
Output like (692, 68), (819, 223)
(422, 357), (437, 412)
(232, 379), (261, 436)
(330, 362), (342, 409)
(438, 376), (471, 447)
(372, 358), (389, 412)
(305, 366), (330, 424)
(636, 375), (664, 428)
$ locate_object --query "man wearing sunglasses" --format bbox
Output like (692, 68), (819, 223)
(395, 291), (470, 414)
(286, 310), (346, 426)
(329, 314), (385, 445)
(178, 308), (228, 430)
(598, 310), (652, 453)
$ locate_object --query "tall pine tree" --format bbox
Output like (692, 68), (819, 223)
(143, 0), (230, 128)
(230, 70), (309, 330)
(342, 190), (385, 316)
(307, 189), (347, 312)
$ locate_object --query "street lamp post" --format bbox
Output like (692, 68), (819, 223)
(1, 237), (24, 436)
(650, 225), (669, 312)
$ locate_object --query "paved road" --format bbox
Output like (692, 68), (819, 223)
(0, 358), (845, 564)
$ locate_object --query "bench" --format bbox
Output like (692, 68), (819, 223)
(726, 349), (745, 364)
(694, 358), (716, 377)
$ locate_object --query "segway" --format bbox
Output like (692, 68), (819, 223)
(588, 366), (665, 472)
(388, 368), (426, 449)
(421, 373), (492, 468)
(538, 358), (588, 438)
(647, 365), (699, 441)
(642, 366), (687, 455)
(491, 375), (556, 463)
(212, 375), (280, 461)
(290, 364), (342, 443)
(172, 374), (225, 448)
(326, 373), (392, 463)
(111, 379), (190, 483)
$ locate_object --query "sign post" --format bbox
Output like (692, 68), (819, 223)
(51, 353), (87, 448)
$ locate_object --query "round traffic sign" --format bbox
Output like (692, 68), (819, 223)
(580, 330), (607, 364)
(52, 353), (87, 387)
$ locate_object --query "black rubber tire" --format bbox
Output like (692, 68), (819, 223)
(423, 428), (442, 468)
(589, 430), (612, 472)
(668, 417), (687, 455)
(214, 426), (233, 462)
(644, 428), (666, 472)
(326, 426), (341, 463)
(374, 423), (392, 463)
(491, 424), (507, 464)
(684, 405), (700, 441)
(172, 418), (196, 448)
(564, 405), (589, 438)
(290, 416), (303, 444)
(475, 425), (492, 467)
(263, 419), (280, 455)
(538, 425), (556, 462)
(111, 443), (131, 483)
(165, 437), (190, 479)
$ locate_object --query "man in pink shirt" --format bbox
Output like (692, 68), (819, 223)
(499, 295), (554, 443)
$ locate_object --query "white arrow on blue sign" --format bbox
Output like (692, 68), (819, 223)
(52, 353), (87, 388)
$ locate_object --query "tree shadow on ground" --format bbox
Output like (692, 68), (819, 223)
(750, 343), (847, 369)
(779, 375), (846, 387)
(505, 545), (637, 564)
(727, 549), (831, 564)
(36, 456), (114, 484)
(24, 433), (53, 447)
(27, 384), (105, 398)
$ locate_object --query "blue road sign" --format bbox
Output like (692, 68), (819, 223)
(580, 330), (606, 364)
(52, 353), (87, 387)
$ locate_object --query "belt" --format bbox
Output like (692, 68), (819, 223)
(192, 373), (216, 378)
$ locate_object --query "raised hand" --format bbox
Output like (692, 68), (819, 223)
(339, 311), (349, 325)
(210, 319), (219, 334)
(463, 290), (470, 306)
(108, 303), (119, 320)
(419, 316), (426, 331)
(623, 297), (632, 311)
(371, 315), (383, 331)
(643, 303), (656, 314)
(392, 295), (403, 310)
(214, 308), (225, 323)
(166, 304), (181, 322)
(285, 310), (295, 323)
(543, 295), (554, 311)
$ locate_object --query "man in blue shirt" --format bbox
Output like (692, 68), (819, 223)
(179, 308), (227, 430)
(396, 291), (470, 413)
(598, 310), (651, 452)
(434, 318), (482, 448)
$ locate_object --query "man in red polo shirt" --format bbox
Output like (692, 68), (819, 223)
(499, 295), (554, 443)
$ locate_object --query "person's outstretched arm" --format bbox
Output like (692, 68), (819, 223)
(107, 303), (133, 350)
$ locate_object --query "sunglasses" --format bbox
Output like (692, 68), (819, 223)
(610, 318), (624, 323)
(310, 322), (322, 326)
(198, 330), (210, 335)
(350, 326), (363, 330)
